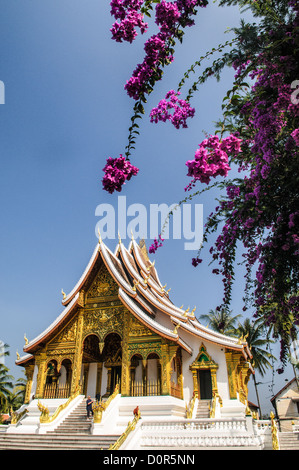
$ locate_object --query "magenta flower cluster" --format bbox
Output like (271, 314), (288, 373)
(291, 128), (299, 146)
(185, 134), (242, 189)
(148, 235), (165, 254)
(123, 0), (208, 100)
(204, 4), (299, 353)
(150, 90), (195, 129)
(110, 0), (148, 43)
(102, 155), (139, 194)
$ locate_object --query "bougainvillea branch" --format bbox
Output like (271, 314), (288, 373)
(104, 0), (299, 367)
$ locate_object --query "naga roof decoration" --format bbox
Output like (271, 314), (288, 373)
(17, 236), (252, 365)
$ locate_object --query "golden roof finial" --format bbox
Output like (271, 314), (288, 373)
(61, 289), (66, 300)
(118, 232), (122, 245)
(16, 350), (20, 360)
(146, 260), (155, 272)
(132, 279), (140, 291)
(173, 324), (180, 335)
(24, 334), (29, 346)
(191, 306), (196, 317)
(165, 288), (171, 294)
(144, 274), (150, 284)
(183, 307), (190, 317)
(131, 229), (134, 240)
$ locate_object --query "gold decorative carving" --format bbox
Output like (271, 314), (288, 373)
(83, 306), (125, 341)
(87, 265), (118, 300)
(189, 343), (219, 398)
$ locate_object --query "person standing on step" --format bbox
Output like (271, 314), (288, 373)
(86, 396), (93, 419)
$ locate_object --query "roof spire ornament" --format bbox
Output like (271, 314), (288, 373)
(173, 324), (180, 335)
(61, 289), (66, 300)
(183, 307), (190, 317)
(118, 232), (122, 245)
(146, 260), (155, 272)
(24, 334), (29, 346)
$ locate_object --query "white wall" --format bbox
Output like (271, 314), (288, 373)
(86, 363), (98, 397)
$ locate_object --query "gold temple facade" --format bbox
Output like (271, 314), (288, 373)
(17, 239), (253, 410)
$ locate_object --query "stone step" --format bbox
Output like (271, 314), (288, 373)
(196, 400), (210, 419)
(278, 432), (299, 450)
(0, 433), (120, 450)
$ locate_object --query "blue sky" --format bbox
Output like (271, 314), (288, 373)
(0, 0), (295, 415)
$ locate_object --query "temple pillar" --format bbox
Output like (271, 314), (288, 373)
(161, 342), (178, 395)
(24, 364), (34, 404)
(121, 314), (130, 397)
(191, 369), (199, 397)
(70, 311), (84, 395)
(35, 352), (47, 399)
(225, 350), (241, 399)
(210, 364), (218, 396)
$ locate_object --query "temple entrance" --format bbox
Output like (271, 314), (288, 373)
(189, 343), (219, 400)
(82, 332), (122, 398)
(198, 369), (212, 399)
(102, 333), (122, 396)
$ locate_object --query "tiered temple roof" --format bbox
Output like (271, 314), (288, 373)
(16, 237), (252, 365)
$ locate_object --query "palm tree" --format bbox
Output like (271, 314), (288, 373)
(0, 364), (14, 413)
(0, 344), (14, 413)
(11, 376), (27, 409)
(235, 318), (276, 417)
(199, 308), (242, 336)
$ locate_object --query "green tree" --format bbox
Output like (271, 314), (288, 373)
(0, 364), (14, 414)
(199, 308), (241, 335)
(8, 376), (27, 412)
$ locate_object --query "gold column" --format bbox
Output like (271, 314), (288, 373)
(35, 352), (47, 399)
(176, 353), (184, 400)
(121, 312), (130, 397)
(24, 364), (34, 404)
(70, 311), (84, 395)
(239, 361), (251, 404)
(161, 342), (178, 395)
(225, 350), (241, 399)
(210, 364), (218, 396)
(191, 370), (198, 397)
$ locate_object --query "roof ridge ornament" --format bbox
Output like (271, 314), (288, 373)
(61, 289), (66, 300)
(146, 260), (155, 271)
(183, 307), (190, 317)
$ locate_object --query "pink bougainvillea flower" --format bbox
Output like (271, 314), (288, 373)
(150, 90), (195, 129)
(184, 134), (242, 190)
(149, 235), (165, 254)
(102, 155), (139, 194)
(291, 128), (299, 146)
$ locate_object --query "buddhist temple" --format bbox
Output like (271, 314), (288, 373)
(9, 237), (264, 450)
